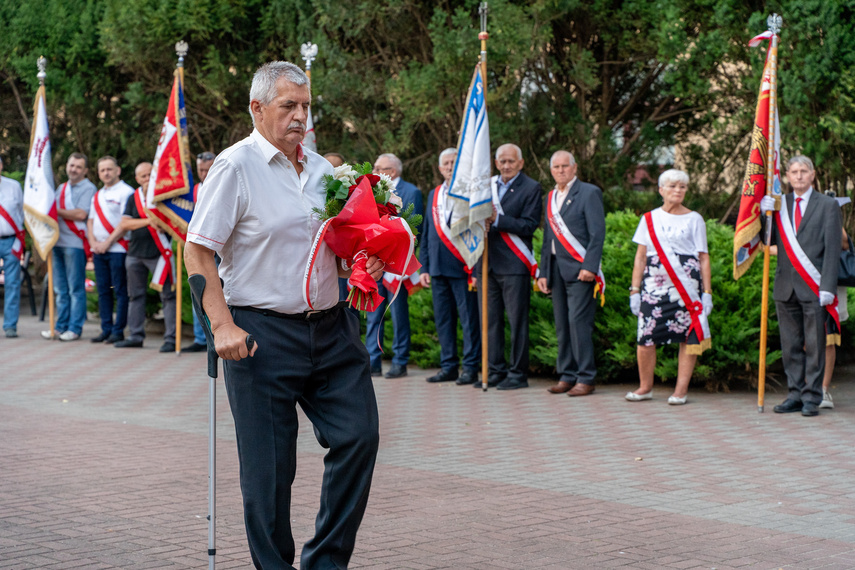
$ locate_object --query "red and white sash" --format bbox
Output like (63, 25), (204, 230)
(134, 188), (174, 291)
(0, 203), (24, 260)
(431, 184), (476, 288)
(546, 188), (606, 304)
(58, 182), (92, 257)
(92, 191), (128, 251)
(775, 194), (840, 330)
(644, 210), (710, 352)
(491, 178), (539, 278)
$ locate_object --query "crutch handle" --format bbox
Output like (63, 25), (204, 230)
(246, 334), (255, 353)
(188, 274), (219, 379)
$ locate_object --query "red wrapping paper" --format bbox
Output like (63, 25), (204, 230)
(323, 178), (421, 311)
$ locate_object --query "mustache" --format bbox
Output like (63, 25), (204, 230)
(288, 121), (306, 131)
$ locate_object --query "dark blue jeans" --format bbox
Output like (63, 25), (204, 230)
(365, 282), (410, 368)
(52, 246), (88, 335)
(92, 252), (128, 336)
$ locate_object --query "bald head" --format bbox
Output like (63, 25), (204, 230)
(135, 162), (152, 189)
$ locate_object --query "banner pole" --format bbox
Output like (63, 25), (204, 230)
(478, 2), (490, 391)
(174, 42), (189, 354)
(47, 254), (56, 337)
(758, 14), (781, 413)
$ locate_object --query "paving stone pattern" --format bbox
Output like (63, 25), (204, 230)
(1, 314), (854, 568)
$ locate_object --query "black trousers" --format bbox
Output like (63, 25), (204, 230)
(552, 274), (597, 385)
(224, 307), (379, 569)
(776, 294), (826, 406)
(478, 272), (531, 382)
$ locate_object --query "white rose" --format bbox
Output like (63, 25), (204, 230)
(333, 164), (358, 184)
(388, 193), (403, 208)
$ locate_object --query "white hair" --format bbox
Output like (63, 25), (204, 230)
(787, 155), (815, 172)
(377, 153), (403, 176)
(495, 143), (522, 161)
(438, 147), (457, 166)
(658, 168), (690, 187)
(248, 61), (309, 127)
(549, 150), (575, 169)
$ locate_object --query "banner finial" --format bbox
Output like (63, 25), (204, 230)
(301, 42), (318, 71)
(767, 13), (782, 34)
(37, 56), (47, 85)
(175, 41), (189, 68)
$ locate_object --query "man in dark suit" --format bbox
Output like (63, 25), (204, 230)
(365, 153), (425, 378)
(419, 148), (481, 385)
(537, 150), (605, 396)
(761, 155), (842, 417)
(477, 143), (543, 390)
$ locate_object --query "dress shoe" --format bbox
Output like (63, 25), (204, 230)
(473, 375), (503, 388)
(455, 370), (478, 385)
(385, 364), (407, 378)
(547, 381), (574, 394)
(182, 342), (207, 353)
(625, 391), (652, 401)
(159, 342), (176, 353)
(114, 339), (143, 348)
(497, 377), (529, 390)
(667, 395), (687, 405)
(91, 332), (110, 343)
(105, 334), (123, 344)
(567, 383), (595, 397)
(370, 366), (382, 377)
(773, 399), (802, 413)
(427, 369), (458, 383)
(801, 402), (819, 417)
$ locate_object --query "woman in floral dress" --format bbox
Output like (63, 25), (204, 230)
(626, 169), (712, 405)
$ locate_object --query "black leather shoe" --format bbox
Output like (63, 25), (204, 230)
(91, 332), (110, 343)
(370, 366), (382, 377)
(455, 370), (478, 385)
(801, 402), (819, 417)
(497, 377), (529, 390)
(182, 342), (207, 353)
(773, 399), (802, 413)
(114, 339), (143, 348)
(427, 369), (458, 383)
(472, 375), (503, 388)
(385, 364), (407, 378)
(105, 334), (123, 344)
(159, 342), (176, 353)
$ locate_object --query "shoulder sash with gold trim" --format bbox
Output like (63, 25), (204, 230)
(644, 210), (710, 354)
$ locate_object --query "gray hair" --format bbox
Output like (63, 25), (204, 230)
(658, 168), (690, 187)
(248, 61), (310, 127)
(495, 143), (522, 161)
(378, 153), (403, 177)
(787, 155), (814, 172)
(438, 147), (457, 166)
(549, 150), (576, 169)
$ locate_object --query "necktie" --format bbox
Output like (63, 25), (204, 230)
(795, 197), (802, 232)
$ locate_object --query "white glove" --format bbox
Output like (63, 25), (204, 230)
(820, 291), (835, 307)
(702, 292), (713, 316)
(759, 195), (777, 214)
(630, 293), (641, 316)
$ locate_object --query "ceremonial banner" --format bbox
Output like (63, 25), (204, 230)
(447, 64), (492, 268)
(146, 69), (194, 241)
(303, 107), (317, 152)
(23, 84), (58, 260)
(733, 32), (782, 280)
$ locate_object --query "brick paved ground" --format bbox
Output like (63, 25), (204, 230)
(2, 313), (855, 569)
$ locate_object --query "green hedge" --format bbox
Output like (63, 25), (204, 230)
(398, 210), (827, 390)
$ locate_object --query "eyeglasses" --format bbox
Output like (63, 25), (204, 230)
(197, 152), (216, 161)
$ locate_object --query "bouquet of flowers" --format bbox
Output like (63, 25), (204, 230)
(305, 162), (422, 311)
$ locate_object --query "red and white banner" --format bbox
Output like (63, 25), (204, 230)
(57, 182), (91, 257)
(23, 85), (58, 260)
(431, 184), (475, 287)
(134, 188), (174, 292)
(302, 107), (317, 152)
(645, 210), (710, 353)
(546, 189), (605, 303)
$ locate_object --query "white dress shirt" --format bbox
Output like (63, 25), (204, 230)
(792, 186), (813, 232)
(90, 181), (134, 253)
(187, 129), (338, 314)
(0, 176), (24, 236)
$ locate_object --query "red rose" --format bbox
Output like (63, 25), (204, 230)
(376, 202), (399, 217)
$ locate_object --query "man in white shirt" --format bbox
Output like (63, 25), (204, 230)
(41, 153), (97, 341)
(185, 61), (383, 569)
(0, 156), (25, 338)
(87, 156), (134, 343)
(184, 151), (217, 353)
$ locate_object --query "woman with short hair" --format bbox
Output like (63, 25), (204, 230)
(626, 169), (712, 405)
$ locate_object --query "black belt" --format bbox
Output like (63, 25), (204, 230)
(0, 235), (16, 239)
(231, 301), (347, 321)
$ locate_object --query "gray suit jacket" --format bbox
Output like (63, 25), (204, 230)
(772, 190), (841, 302)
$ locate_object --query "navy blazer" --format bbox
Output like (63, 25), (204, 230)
(540, 179), (606, 287)
(396, 179), (424, 226)
(420, 186), (469, 278)
(483, 172), (543, 276)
